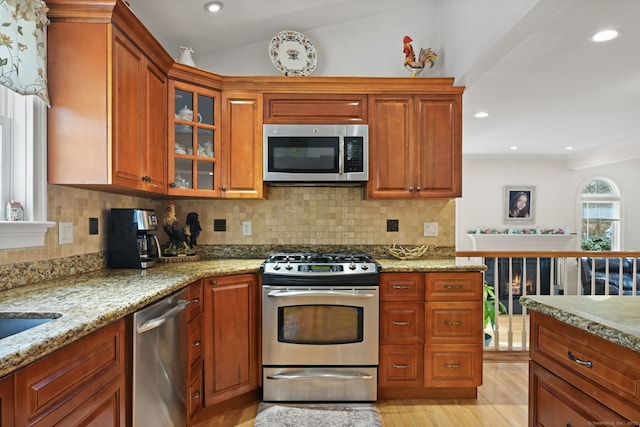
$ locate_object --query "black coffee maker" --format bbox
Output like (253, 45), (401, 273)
(108, 208), (162, 269)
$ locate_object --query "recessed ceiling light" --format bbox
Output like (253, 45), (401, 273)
(204, 1), (223, 13)
(474, 111), (489, 118)
(565, 146), (574, 151)
(510, 146), (518, 151)
(590, 29), (620, 42)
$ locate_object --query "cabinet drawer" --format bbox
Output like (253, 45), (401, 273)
(188, 313), (203, 367)
(263, 93), (367, 124)
(380, 302), (424, 345)
(15, 320), (125, 425)
(379, 345), (423, 388)
(425, 273), (482, 301)
(188, 280), (203, 321)
(379, 273), (424, 301)
(530, 361), (629, 426)
(424, 345), (482, 387)
(532, 312), (640, 407)
(425, 301), (482, 344)
(187, 362), (203, 422)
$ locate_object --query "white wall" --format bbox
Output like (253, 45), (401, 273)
(456, 157), (640, 251)
(197, 3), (441, 77)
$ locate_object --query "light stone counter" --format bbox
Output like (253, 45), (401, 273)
(520, 295), (640, 353)
(0, 259), (263, 377)
(0, 257), (484, 378)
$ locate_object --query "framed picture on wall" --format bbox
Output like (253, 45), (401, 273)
(504, 186), (535, 224)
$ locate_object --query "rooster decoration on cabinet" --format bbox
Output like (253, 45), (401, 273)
(403, 35), (437, 77)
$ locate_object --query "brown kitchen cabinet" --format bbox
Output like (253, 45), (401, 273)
(529, 311), (640, 425)
(263, 93), (368, 124)
(378, 272), (483, 399)
(47, 1), (172, 195)
(367, 94), (462, 199)
(220, 92), (265, 198)
(203, 274), (259, 406)
(0, 373), (14, 427)
(187, 280), (204, 425)
(13, 319), (126, 426)
(168, 80), (221, 197)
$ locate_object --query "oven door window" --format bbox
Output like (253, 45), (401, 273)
(267, 136), (339, 173)
(278, 304), (363, 344)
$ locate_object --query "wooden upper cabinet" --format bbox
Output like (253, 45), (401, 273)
(112, 30), (167, 193)
(221, 92), (265, 198)
(47, 0), (172, 195)
(263, 93), (367, 124)
(367, 94), (462, 199)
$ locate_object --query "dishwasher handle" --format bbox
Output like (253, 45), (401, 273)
(137, 299), (191, 334)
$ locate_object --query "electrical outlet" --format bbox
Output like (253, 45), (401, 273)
(58, 222), (73, 245)
(89, 218), (99, 235)
(242, 221), (252, 236)
(423, 222), (438, 237)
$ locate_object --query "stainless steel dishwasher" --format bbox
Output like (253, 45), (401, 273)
(133, 288), (191, 427)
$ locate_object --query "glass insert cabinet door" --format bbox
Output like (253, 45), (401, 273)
(169, 81), (220, 194)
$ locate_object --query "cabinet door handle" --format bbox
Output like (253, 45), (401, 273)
(444, 320), (463, 326)
(191, 297), (200, 304)
(210, 280), (217, 286)
(416, 186), (422, 191)
(392, 285), (411, 290)
(408, 186), (414, 192)
(392, 321), (410, 326)
(392, 364), (411, 369)
(221, 185), (227, 191)
(567, 351), (593, 368)
(191, 391), (201, 401)
(193, 339), (201, 347)
(443, 363), (462, 369)
(444, 284), (463, 289)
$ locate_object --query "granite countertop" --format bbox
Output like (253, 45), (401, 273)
(0, 257), (484, 378)
(520, 295), (640, 353)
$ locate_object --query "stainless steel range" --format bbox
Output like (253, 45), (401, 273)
(261, 252), (380, 402)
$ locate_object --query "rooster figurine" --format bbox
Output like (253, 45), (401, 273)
(403, 36), (437, 77)
(162, 201), (195, 256)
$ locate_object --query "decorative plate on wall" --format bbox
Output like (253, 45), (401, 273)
(268, 30), (317, 76)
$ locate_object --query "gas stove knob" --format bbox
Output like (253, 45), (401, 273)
(273, 263), (281, 270)
(349, 262), (356, 270)
(285, 262), (293, 270)
(361, 263), (369, 270)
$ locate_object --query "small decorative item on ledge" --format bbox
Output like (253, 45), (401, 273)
(5, 200), (24, 221)
(402, 35), (437, 77)
(177, 46), (196, 67)
(388, 244), (429, 260)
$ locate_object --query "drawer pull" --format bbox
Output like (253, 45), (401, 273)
(444, 284), (463, 289)
(392, 285), (411, 289)
(567, 351), (593, 368)
(444, 320), (463, 326)
(392, 364), (411, 369)
(443, 363), (462, 369)
(392, 321), (410, 326)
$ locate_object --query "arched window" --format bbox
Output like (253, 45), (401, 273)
(580, 178), (620, 250)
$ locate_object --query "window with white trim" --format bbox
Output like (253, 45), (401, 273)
(580, 178), (621, 251)
(0, 85), (55, 250)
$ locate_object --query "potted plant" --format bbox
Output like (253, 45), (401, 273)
(483, 280), (507, 346)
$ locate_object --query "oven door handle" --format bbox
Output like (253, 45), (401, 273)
(266, 290), (376, 298)
(267, 371), (374, 380)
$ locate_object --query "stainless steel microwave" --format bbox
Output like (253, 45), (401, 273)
(263, 124), (368, 182)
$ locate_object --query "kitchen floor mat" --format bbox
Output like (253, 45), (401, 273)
(253, 402), (382, 427)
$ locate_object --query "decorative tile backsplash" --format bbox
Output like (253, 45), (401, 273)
(0, 185), (455, 287)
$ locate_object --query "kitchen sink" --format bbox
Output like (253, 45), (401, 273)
(0, 313), (62, 340)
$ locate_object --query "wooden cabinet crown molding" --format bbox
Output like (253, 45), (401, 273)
(221, 75), (464, 95)
(47, 0), (174, 71)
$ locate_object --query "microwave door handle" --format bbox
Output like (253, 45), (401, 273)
(339, 139), (344, 174)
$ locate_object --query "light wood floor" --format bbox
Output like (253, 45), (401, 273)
(195, 361), (529, 426)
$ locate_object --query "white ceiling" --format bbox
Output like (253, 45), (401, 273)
(126, 0), (640, 163)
